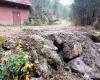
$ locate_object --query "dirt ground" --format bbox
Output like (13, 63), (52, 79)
(0, 25), (70, 37)
(0, 25), (93, 36)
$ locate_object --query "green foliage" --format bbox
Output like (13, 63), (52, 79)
(0, 50), (30, 80)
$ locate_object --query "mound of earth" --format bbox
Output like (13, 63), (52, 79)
(0, 27), (100, 80)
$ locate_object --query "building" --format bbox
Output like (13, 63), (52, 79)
(0, 0), (31, 25)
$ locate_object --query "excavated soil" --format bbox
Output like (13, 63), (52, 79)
(0, 26), (100, 80)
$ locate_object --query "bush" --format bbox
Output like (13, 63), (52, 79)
(0, 50), (30, 80)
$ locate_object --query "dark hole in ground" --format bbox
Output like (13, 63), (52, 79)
(33, 69), (41, 78)
(53, 40), (64, 52)
(63, 58), (72, 63)
(2, 46), (10, 51)
(91, 78), (100, 80)
(63, 55), (79, 63)
(34, 72), (41, 78)
(27, 66), (41, 78)
(48, 60), (58, 70)
(90, 35), (100, 43)
(53, 39), (80, 63)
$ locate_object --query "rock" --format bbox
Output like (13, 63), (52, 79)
(96, 43), (100, 46)
(41, 38), (62, 69)
(83, 73), (90, 80)
(30, 35), (45, 44)
(90, 73), (100, 80)
(38, 59), (50, 77)
(41, 47), (50, 54)
(69, 58), (93, 74)
(3, 50), (12, 55)
(43, 44), (57, 51)
(57, 70), (84, 80)
(30, 77), (44, 80)
(62, 42), (82, 60)
(44, 32), (83, 60)
(43, 39), (58, 51)
(50, 51), (61, 62)
(48, 56), (62, 70)
(41, 48), (62, 65)
(26, 35), (45, 50)
(72, 42), (82, 56)
(61, 43), (72, 60)
(2, 39), (16, 50)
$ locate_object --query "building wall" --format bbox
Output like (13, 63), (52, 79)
(0, 6), (30, 25)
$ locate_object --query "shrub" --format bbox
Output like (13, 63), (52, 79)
(0, 50), (30, 80)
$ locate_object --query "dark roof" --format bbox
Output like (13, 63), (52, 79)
(0, 0), (31, 9)
(3, 0), (32, 6)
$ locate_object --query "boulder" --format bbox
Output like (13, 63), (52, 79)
(43, 39), (58, 51)
(69, 58), (93, 74)
(41, 48), (62, 70)
(62, 42), (82, 60)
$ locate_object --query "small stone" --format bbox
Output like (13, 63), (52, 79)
(83, 74), (90, 80)
(30, 77), (44, 80)
(72, 42), (82, 56)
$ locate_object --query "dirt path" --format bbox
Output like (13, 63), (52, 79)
(0, 25), (71, 37)
(0, 25), (95, 38)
